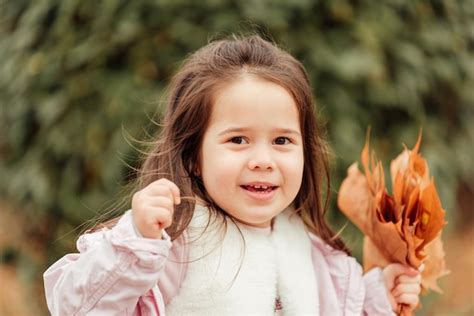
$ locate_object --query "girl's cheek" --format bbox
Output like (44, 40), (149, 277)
(279, 154), (304, 171)
(204, 152), (240, 176)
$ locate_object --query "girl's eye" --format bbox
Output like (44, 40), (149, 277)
(230, 136), (248, 144)
(274, 137), (291, 145)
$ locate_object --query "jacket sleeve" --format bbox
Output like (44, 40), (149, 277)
(309, 233), (395, 315)
(43, 210), (172, 315)
(326, 254), (395, 315)
(363, 267), (396, 315)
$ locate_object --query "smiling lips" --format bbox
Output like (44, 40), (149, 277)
(240, 183), (278, 201)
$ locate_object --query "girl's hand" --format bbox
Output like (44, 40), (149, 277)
(131, 178), (181, 239)
(382, 263), (422, 312)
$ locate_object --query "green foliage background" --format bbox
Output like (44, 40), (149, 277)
(0, 0), (472, 314)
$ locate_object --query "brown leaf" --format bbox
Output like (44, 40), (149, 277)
(415, 181), (447, 247)
(338, 129), (449, 309)
(337, 163), (372, 232)
(338, 142), (409, 266)
(421, 234), (450, 293)
(366, 220), (409, 267)
(363, 236), (390, 272)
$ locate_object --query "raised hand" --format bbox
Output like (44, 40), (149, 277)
(131, 178), (181, 239)
(383, 263), (422, 313)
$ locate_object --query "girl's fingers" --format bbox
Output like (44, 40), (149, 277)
(383, 263), (419, 290)
(392, 282), (421, 297)
(396, 273), (422, 285)
(418, 263), (425, 273)
(149, 207), (173, 229)
(383, 263), (422, 312)
(147, 182), (173, 198)
(131, 178), (181, 239)
(165, 180), (181, 205)
(148, 179), (181, 205)
(394, 293), (419, 309)
(147, 196), (175, 210)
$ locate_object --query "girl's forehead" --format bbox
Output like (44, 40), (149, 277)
(208, 76), (301, 130)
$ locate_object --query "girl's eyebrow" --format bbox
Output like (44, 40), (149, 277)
(218, 127), (301, 136)
(218, 127), (248, 136)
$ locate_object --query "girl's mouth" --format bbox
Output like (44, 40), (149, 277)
(241, 184), (278, 193)
(240, 184), (278, 201)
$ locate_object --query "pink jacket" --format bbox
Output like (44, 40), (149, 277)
(44, 211), (395, 315)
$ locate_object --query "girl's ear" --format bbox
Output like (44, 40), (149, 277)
(195, 152), (203, 176)
(194, 163), (201, 177)
(189, 159), (201, 177)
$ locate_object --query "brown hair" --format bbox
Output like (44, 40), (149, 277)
(135, 34), (349, 253)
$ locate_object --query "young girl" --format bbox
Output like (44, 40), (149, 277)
(44, 35), (421, 315)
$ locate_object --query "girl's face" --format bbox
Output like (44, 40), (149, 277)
(199, 75), (304, 227)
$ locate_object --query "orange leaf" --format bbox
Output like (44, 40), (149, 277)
(421, 234), (450, 293)
(338, 129), (448, 306)
(415, 181), (447, 247)
(337, 163), (372, 232)
(363, 237), (390, 272)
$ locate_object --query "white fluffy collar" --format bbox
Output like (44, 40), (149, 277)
(165, 205), (319, 315)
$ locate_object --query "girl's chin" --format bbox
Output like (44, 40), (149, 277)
(233, 217), (272, 228)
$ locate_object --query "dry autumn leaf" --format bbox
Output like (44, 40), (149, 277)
(337, 131), (449, 316)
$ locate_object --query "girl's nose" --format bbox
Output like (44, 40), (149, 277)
(247, 146), (276, 171)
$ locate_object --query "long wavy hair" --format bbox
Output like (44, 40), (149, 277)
(131, 34), (349, 254)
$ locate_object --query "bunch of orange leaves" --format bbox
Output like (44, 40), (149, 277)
(337, 130), (449, 315)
